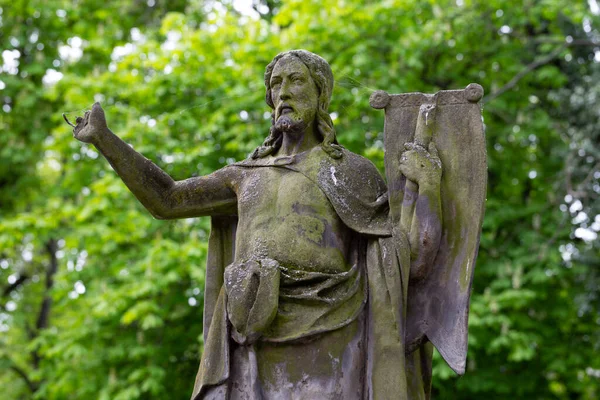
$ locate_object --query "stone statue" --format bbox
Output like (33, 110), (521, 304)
(68, 50), (486, 400)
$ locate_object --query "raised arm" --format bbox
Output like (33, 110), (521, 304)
(399, 141), (442, 280)
(70, 103), (237, 219)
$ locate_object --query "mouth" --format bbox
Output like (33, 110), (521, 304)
(278, 104), (294, 116)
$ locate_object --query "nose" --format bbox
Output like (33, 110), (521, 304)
(278, 81), (291, 101)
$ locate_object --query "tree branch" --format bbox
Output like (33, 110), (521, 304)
(0, 273), (29, 311)
(484, 45), (566, 103)
(528, 37), (600, 46)
(485, 38), (600, 103)
(36, 239), (58, 332)
(2, 274), (28, 298)
(31, 238), (58, 370)
(9, 364), (37, 393)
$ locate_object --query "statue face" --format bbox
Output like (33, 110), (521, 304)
(269, 55), (319, 134)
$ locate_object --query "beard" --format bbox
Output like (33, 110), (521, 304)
(273, 114), (308, 135)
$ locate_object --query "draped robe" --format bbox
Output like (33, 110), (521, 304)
(191, 147), (434, 400)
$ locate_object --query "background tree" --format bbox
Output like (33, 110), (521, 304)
(0, 0), (598, 399)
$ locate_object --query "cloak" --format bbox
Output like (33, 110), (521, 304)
(191, 147), (435, 400)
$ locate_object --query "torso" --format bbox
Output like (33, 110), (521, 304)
(232, 162), (352, 273)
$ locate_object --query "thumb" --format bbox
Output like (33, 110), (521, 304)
(428, 141), (439, 158)
(92, 102), (104, 115)
(90, 102), (106, 125)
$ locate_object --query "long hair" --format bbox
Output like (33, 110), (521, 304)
(251, 50), (342, 159)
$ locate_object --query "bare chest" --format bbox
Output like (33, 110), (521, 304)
(235, 167), (351, 271)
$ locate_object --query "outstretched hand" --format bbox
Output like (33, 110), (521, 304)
(70, 102), (108, 144)
(399, 141), (442, 188)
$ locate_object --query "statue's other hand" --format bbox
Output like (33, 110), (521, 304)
(399, 142), (442, 188)
(72, 102), (108, 144)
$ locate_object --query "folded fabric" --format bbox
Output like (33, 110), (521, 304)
(224, 258), (280, 345)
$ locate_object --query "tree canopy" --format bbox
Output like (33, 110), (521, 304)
(1, 0), (599, 399)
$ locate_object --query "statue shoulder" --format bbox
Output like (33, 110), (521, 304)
(339, 148), (382, 174)
(335, 148), (387, 196)
(312, 146), (390, 235)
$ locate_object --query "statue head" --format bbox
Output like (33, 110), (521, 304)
(252, 50), (342, 159)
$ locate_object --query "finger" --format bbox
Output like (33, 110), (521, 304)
(399, 164), (414, 180)
(80, 111), (91, 128)
(73, 123), (83, 136)
(74, 113), (89, 135)
(419, 103), (435, 114)
(92, 102), (104, 117)
(91, 102), (106, 124)
(428, 142), (439, 158)
(414, 146), (428, 157)
(400, 150), (415, 163)
(406, 141), (429, 154)
(399, 163), (408, 175)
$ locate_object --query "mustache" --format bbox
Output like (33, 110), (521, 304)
(277, 103), (294, 115)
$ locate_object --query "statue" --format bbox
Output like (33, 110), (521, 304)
(68, 50), (486, 400)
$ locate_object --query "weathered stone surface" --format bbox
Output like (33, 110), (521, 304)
(372, 86), (487, 374)
(69, 49), (486, 400)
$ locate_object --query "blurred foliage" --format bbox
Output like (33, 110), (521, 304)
(0, 0), (599, 399)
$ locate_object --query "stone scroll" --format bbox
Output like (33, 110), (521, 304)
(370, 84), (487, 374)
